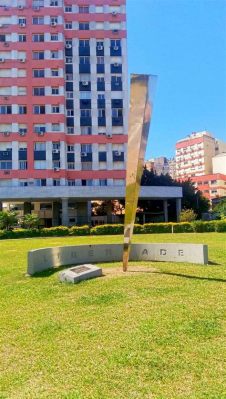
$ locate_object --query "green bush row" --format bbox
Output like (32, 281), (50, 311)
(0, 220), (225, 240)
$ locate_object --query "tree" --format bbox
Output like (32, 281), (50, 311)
(21, 213), (40, 229)
(0, 211), (18, 230)
(213, 199), (226, 219)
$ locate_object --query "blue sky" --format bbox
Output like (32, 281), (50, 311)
(127, 0), (226, 159)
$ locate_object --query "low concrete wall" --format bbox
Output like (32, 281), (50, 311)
(27, 243), (208, 275)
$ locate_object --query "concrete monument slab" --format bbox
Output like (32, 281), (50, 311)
(27, 243), (208, 276)
(59, 264), (102, 284)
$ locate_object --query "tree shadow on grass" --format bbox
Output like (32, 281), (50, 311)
(153, 271), (226, 283)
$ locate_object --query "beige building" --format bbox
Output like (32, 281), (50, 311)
(175, 131), (226, 179)
(212, 153), (226, 175)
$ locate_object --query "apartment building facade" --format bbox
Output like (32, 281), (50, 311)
(0, 0), (182, 225)
(175, 131), (226, 201)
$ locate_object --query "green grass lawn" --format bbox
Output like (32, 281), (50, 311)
(0, 233), (225, 399)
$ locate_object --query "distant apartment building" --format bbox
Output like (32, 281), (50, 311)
(145, 157), (176, 178)
(192, 174), (226, 201)
(175, 131), (226, 201)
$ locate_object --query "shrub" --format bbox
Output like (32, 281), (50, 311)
(69, 225), (90, 236)
(134, 224), (144, 234)
(40, 226), (70, 237)
(172, 222), (194, 233)
(192, 221), (216, 233)
(179, 209), (197, 222)
(143, 223), (172, 234)
(214, 220), (226, 232)
(90, 224), (124, 235)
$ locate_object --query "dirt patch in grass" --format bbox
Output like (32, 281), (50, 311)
(103, 265), (159, 277)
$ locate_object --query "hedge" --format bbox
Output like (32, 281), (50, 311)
(0, 220), (225, 239)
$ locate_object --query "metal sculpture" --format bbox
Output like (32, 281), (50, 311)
(123, 74), (157, 271)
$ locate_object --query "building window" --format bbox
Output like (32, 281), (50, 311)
(79, 6), (89, 13)
(18, 18), (26, 26)
(51, 87), (59, 95)
(67, 145), (74, 152)
(35, 179), (46, 186)
(50, 33), (58, 41)
(112, 108), (123, 117)
(97, 56), (104, 65)
(79, 22), (90, 30)
(81, 109), (91, 117)
(34, 124), (46, 133)
(50, 16), (58, 24)
(50, 0), (58, 6)
(32, 34), (45, 42)
(33, 105), (45, 114)
(52, 123), (60, 132)
(79, 56), (90, 64)
(0, 161), (12, 170)
(32, 51), (44, 60)
(65, 57), (73, 63)
(19, 161), (27, 170)
(79, 39), (89, 47)
(18, 34), (26, 42)
(99, 179), (107, 186)
(33, 69), (45, 78)
(34, 161), (46, 169)
(67, 162), (75, 170)
(81, 126), (92, 135)
(18, 105), (27, 114)
(66, 92), (73, 99)
(34, 142), (46, 151)
(65, 5), (72, 12)
(32, 17), (44, 25)
(33, 87), (45, 96)
(51, 51), (59, 59)
(0, 106), (12, 114)
(98, 109), (105, 117)
(51, 105), (60, 113)
(53, 179), (60, 186)
(51, 69), (59, 77)
(67, 127), (74, 134)
(65, 22), (72, 29)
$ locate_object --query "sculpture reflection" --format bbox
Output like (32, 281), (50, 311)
(123, 74), (157, 271)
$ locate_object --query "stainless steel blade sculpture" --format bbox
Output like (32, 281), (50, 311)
(123, 74), (157, 271)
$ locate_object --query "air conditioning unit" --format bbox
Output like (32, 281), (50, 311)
(0, 58), (5, 63)
(19, 58), (26, 62)
(51, 21), (57, 26)
(112, 11), (118, 15)
(97, 45), (103, 50)
(115, 151), (121, 156)
(65, 44), (72, 49)
(82, 81), (89, 86)
(18, 5), (24, 9)
(81, 152), (87, 157)
(4, 42), (9, 47)
(3, 96), (9, 100)
(4, 6), (9, 10)
(113, 46), (119, 50)
(19, 131), (26, 136)
(52, 149), (60, 153)
(113, 29), (119, 33)
(3, 131), (10, 136)
(19, 23), (26, 27)
(4, 170), (10, 175)
(38, 131), (44, 136)
(54, 167), (60, 171)
(107, 133), (112, 138)
(114, 62), (119, 67)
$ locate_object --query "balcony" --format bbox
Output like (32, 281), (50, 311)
(97, 99), (105, 108)
(110, 46), (122, 56)
(97, 81), (105, 91)
(111, 81), (122, 91)
(80, 99), (91, 109)
(79, 81), (91, 91)
(98, 152), (107, 162)
(111, 63), (122, 74)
